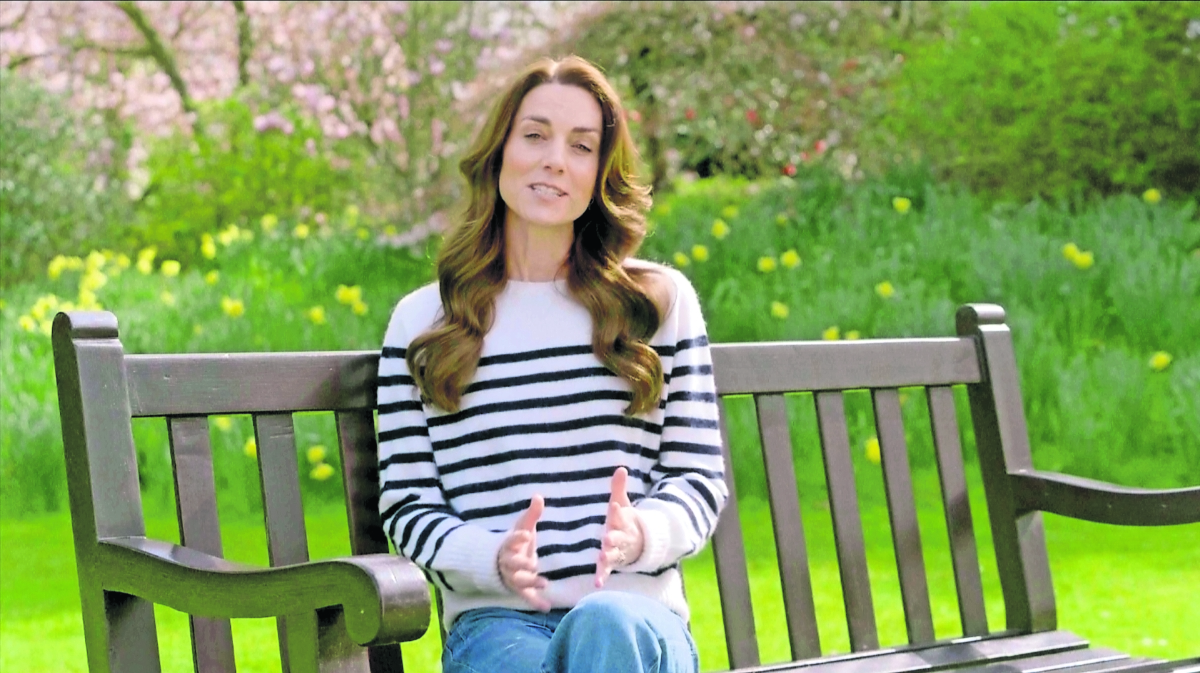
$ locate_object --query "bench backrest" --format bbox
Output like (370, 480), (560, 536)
(52, 303), (1053, 672)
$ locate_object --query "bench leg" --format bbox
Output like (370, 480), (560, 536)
(80, 585), (162, 673)
(281, 609), (372, 673)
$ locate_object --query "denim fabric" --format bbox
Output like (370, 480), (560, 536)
(442, 592), (698, 673)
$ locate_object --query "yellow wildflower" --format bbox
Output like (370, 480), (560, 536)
(711, 219), (730, 239)
(213, 416), (233, 432)
(115, 253), (130, 270)
(780, 250), (801, 268)
(201, 234), (217, 259)
(77, 289), (100, 310)
(261, 213), (279, 231)
(770, 301), (789, 319)
(892, 197), (912, 214)
(307, 306), (327, 325)
(335, 285), (362, 305)
(351, 300), (369, 316)
(310, 463), (335, 481)
(38, 319), (52, 336)
(136, 246), (157, 275)
(161, 260), (181, 277)
(345, 205), (360, 222)
(357, 228), (370, 240)
(865, 437), (881, 464)
(1142, 188), (1162, 204)
(721, 205), (739, 219)
(673, 251), (691, 267)
(775, 212), (788, 226)
(1062, 242), (1081, 262)
(307, 445), (328, 464)
(217, 225), (240, 246)
(48, 255), (69, 280)
(293, 223), (310, 239)
(85, 250), (107, 270)
(1071, 251), (1094, 270)
(845, 330), (861, 340)
(160, 291), (176, 307)
(243, 438), (257, 458)
(757, 256), (777, 273)
(1149, 351), (1172, 372)
(80, 270), (107, 293)
(691, 244), (709, 262)
(875, 281), (896, 299)
(221, 297), (245, 318)
(823, 326), (840, 341)
(18, 315), (37, 332)
(205, 270), (220, 285)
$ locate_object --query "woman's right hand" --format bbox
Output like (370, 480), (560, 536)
(498, 494), (551, 612)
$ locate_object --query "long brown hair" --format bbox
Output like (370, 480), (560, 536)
(406, 55), (663, 415)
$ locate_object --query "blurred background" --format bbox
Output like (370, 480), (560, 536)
(1, 1), (1197, 670)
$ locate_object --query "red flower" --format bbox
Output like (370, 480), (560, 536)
(628, 109), (642, 123)
(782, 163), (797, 177)
(745, 109), (759, 125)
(685, 108), (696, 121)
(814, 139), (828, 154)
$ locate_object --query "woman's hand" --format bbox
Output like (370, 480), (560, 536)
(498, 494), (551, 612)
(594, 467), (644, 588)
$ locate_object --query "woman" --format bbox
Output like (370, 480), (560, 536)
(377, 55), (727, 673)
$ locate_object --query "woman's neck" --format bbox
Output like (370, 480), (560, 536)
(504, 215), (573, 282)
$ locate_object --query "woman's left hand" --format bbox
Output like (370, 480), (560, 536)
(594, 467), (644, 588)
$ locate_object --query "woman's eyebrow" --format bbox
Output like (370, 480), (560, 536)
(521, 115), (600, 136)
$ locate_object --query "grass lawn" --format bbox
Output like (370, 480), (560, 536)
(3, 472), (1197, 672)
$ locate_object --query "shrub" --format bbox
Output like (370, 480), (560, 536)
(887, 1), (1200, 202)
(0, 71), (132, 287)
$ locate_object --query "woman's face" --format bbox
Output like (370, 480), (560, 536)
(498, 83), (603, 233)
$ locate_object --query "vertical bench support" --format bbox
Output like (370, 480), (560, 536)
(53, 312), (163, 673)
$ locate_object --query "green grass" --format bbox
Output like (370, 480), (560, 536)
(3, 471), (1197, 672)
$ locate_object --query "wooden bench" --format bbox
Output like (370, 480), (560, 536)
(51, 303), (1199, 673)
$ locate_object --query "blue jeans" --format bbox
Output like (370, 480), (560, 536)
(441, 592), (699, 673)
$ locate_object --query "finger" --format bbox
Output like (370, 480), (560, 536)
(609, 467), (631, 507)
(514, 494), (545, 532)
(520, 587), (552, 613)
(505, 530), (533, 551)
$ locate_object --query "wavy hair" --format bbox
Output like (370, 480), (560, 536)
(406, 55), (663, 416)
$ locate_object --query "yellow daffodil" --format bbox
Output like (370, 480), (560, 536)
(875, 281), (896, 299)
(357, 228), (370, 240)
(115, 253), (130, 270)
(691, 244), (709, 262)
(1062, 242), (1081, 261)
(770, 301), (789, 319)
(205, 270), (220, 285)
(48, 255), (69, 280)
(261, 213), (279, 231)
(721, 205), (739, 219)
(18, 315), (37, 332)
(351, 300), (369, 316)
(85, 250), (107, 270)
(293, 224), (310, 239)
(221, 297), (245, 318)
(892, 197), (912, 214)
(865, 437), (881, 464)
(160, 291), (176, 307)
(213, 416), (233, 432)
(217, 225), (240, 246)
(335, 285), (362, 305)
(310, 463), (335, 481)
(845, 330), (861, 340)
(775, 212), (788, 226)
(757, 256), (777, 273)
(136, 247), (157, 275)
(307, 306), (327, 325)
(243, 438), (257, 458)
(823, 326), (840, 341)
(1071, 251), (1094, 270)
(161, 260), (181, 277)
(80, 270), (108, 293)
(307, 445), (328, 464)
(711, 219), (730, 240)
(673, 251), (691, 267)
(780, 250), (801, 268)
(1142, 188), (1162, 204)
(1149, 351), (1172, 372)
(201, 234), (217, 259)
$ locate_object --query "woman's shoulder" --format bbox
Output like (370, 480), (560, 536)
(383, 281), (443, 346)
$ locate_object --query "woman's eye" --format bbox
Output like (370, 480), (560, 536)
(525, 133), (542, 140)
(576, 145), (592, 153)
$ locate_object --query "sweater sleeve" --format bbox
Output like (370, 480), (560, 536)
(625, 271), (729, 573)
(377, 312), (508, 596)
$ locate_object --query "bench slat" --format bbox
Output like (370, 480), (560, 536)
(872, 389), (935, 645)
(252, 412), (311, 671)
(167, 416), (237, 673)
(712, 397), (761, 668)
(125, 352), (378, 417)
(711, 338), (982, 395)
(336, 409), (407, 673)
(927, 386), (988, 637)
(814, 391), (879, 651)
(755, 394), (822, 659)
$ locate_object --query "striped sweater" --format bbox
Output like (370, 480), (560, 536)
(376, 267), (728, 629)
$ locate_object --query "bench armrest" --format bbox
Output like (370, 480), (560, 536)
(95, 536), (431, 646)
(1010, 469), (1200, 526)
